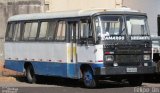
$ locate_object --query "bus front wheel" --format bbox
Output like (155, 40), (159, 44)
(26, 65), (36, 83)
(82, 69), (97, 88)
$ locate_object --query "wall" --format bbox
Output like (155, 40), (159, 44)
(123, 0), (160, 36)
(45, 0), (122, 12)
(0, 0), (44, 38)
(0, 0), (44, 63)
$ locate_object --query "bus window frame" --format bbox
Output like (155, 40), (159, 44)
(22, 21), (39, 41)
(54, 20), (67, 42)
(6, 22), (23, 42)
(66, 19), (81, 43)
(37, 19), (58, 42)
(6, 16), (95, 43)
(36, 19), (67, 42)
(92, 14), (127, 43)
(13, 22), (23, 41)
(78, 17), (95, 45)
(5, 22), (15, 42)
(5, 23), (11, 41)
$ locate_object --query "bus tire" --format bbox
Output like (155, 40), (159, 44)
(128, 78), (143, 86)
(26, 65), (36, 84)
(82, 69), (97, 88)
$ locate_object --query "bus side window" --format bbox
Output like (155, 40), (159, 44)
(14, 23), (21, 41)
(80, 22), (89, 38)
(23, 22), (38, 41)
(6, 23), (14, 41)
(67, 22), (79, 43)
(79, 20), (93, 44)
(39, 22), (49, 40)
(38, 21), (57, 41)
(55, 21), (66, 41)
(48, 21), (57, 40)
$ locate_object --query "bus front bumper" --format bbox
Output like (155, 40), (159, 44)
(94, 66), (156, 76)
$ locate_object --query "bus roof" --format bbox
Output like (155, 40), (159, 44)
(8, 8), (145, 22)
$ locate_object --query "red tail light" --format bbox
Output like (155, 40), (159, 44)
(98, 60), (103, 62)
(105, 52), (114, 55)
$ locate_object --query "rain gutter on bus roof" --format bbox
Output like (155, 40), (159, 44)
(8, 8), (145, 22)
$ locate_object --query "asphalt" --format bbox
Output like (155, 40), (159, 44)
(0, 76), (160, 93)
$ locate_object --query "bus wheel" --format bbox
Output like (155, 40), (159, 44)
(26, 65), (36, 83)
(128, 77), (143, 86)
(83, 69), (97, 88)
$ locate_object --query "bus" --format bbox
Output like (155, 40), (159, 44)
(4, 8), (155, 88)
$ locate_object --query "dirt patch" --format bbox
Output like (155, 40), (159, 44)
(0, 60), (23, 76)
(0, 65), (23, 76)
(0, 76), (17, 83)
(0, 60), (24, 83)
(0, 66), (24, 83)
(2, 68), (24, 76)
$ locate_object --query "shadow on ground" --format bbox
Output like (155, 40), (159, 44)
(143, 74), (160, 84)
(12, 75), (138, 89)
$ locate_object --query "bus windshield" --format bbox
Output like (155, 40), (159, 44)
(126, 16), (150, 36)
(95, 15), (150, 40)
(95, 15), (125, 40)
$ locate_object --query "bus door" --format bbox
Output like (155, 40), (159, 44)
(67, 21), (79, 78)
(76, 19), (96, 66)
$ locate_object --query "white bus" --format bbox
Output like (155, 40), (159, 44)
(4, 8), (155, 88)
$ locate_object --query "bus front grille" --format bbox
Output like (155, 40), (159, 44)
(115, 55), (142, 63)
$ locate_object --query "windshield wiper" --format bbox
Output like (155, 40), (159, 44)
(119, 28), (125, 35)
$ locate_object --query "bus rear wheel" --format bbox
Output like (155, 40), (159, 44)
(82, 69), (97, 88)
(26, 65), (36, 83)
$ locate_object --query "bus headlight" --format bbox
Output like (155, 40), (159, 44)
(113, 63), (118, 67)
(105, 55), (114, 61)
(143, 55), (150, 61)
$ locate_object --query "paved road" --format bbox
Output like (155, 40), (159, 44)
(0, 76), (160, 93)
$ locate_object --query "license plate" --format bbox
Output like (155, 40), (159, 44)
(126, 68), (137, 72)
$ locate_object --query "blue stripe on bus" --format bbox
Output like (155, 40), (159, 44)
(32, 62), (68, 77)
(5, 60), (25, 72)
(5, 60), (104, 78)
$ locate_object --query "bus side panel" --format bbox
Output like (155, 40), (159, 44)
(4, 60), (76, 78)
(32, 62), (83, 78)
(5, 60), (24, 72)
(4, 42), (68, 76)
(4, 42), (67, 66)
(77, 46), (96, 63)
(67, 63), (79, 78)
(32, 62), (67, 77)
